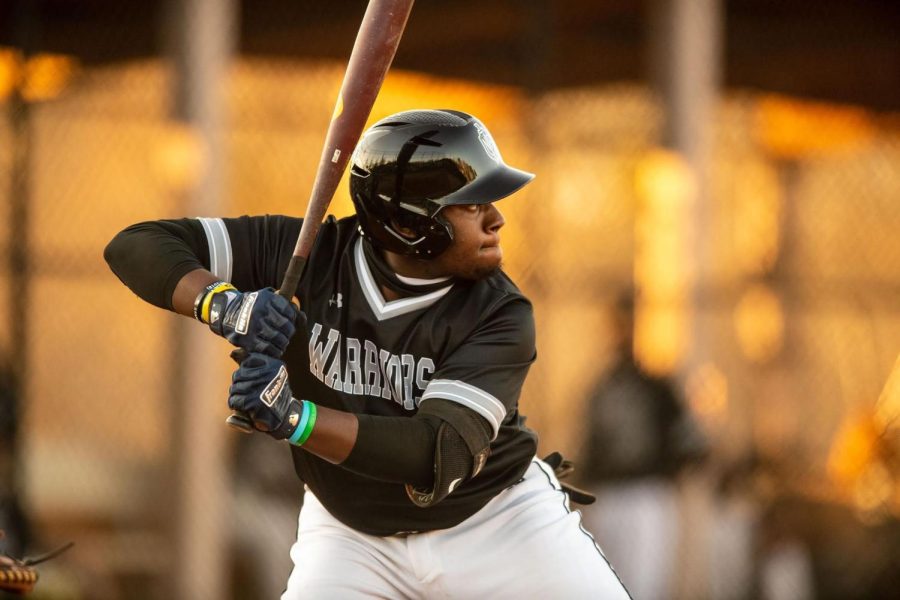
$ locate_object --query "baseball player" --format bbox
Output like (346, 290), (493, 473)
(105, 109), (630, 598)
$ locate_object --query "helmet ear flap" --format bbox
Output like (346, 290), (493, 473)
(389, 207), (454, 246)
(372, 191), (421, 239)
(389, 211), (421, 239)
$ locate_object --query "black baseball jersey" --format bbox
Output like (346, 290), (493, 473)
(136, 214), (538, 535)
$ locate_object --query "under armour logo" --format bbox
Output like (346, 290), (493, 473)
(328, 293), (343, 308)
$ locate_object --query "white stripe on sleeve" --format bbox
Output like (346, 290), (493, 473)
(420, 379), (507, 439)
(197, 217), (233, 282)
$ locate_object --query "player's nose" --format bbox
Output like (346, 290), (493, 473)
(484, 203), (505, 233)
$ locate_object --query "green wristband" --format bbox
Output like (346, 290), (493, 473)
(289, 401), (317, 446)
(295, 402), (317, 445)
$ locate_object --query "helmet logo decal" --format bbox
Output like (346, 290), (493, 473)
(473, 122), (501, 163)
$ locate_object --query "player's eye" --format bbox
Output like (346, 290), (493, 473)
(447, 204), (480, 218)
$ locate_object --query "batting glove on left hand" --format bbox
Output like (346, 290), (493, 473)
(228, 352), (304, 440)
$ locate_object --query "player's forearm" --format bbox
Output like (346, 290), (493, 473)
(300, 405), (360, 464)
(171, 268), (220, 317)
(301, 406), (436, 487)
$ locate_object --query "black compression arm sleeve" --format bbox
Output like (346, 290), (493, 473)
(104, 220), (209, 310)
(341, 413), (439, 488)
(340, 402), (494, 488)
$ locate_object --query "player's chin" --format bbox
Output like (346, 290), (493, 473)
(462, 249), (503, 280)
(456, 264), (501, 281)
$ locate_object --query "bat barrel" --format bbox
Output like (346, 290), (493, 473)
(226, 0), (416, 433)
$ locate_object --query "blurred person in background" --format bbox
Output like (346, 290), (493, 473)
(579, 292), (708, 600)
(105, 109), (630, 598)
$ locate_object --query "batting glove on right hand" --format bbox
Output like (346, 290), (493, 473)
(197, 283), (300, 357)
(228, 353), (304, 440)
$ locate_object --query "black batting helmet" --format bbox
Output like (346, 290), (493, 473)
(349, 109), (535, 258)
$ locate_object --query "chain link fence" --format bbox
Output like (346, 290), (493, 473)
(1, 2), (899, 599)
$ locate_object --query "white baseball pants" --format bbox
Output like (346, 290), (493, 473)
(282, 458), (631, 599)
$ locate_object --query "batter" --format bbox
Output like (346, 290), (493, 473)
(105, 109), (630, 599)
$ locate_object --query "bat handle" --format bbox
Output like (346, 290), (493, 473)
(226, 412), (255, 433)
(278, 255), (307, 300)
(227, 250), (307, 432)
(226, 348), (255, 433)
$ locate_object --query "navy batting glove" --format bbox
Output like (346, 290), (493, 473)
(228, 353), (303, 440)
(204, 286), (300, 357)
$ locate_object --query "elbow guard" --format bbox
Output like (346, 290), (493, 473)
(405, 401), (492, 508)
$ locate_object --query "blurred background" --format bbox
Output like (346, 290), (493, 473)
(1, 0), (899, 598)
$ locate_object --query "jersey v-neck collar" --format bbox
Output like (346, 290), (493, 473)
(353, 238), (454, 321)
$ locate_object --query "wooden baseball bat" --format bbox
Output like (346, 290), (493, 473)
(227, 0), (417, 432)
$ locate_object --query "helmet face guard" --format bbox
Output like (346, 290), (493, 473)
(350, 109), (534, 258)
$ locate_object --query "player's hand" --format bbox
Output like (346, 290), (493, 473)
(206, 286), (300, 357)
(228, 353), (304, 440)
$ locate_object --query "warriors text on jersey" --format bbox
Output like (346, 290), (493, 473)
(127, 214), (539, 535)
